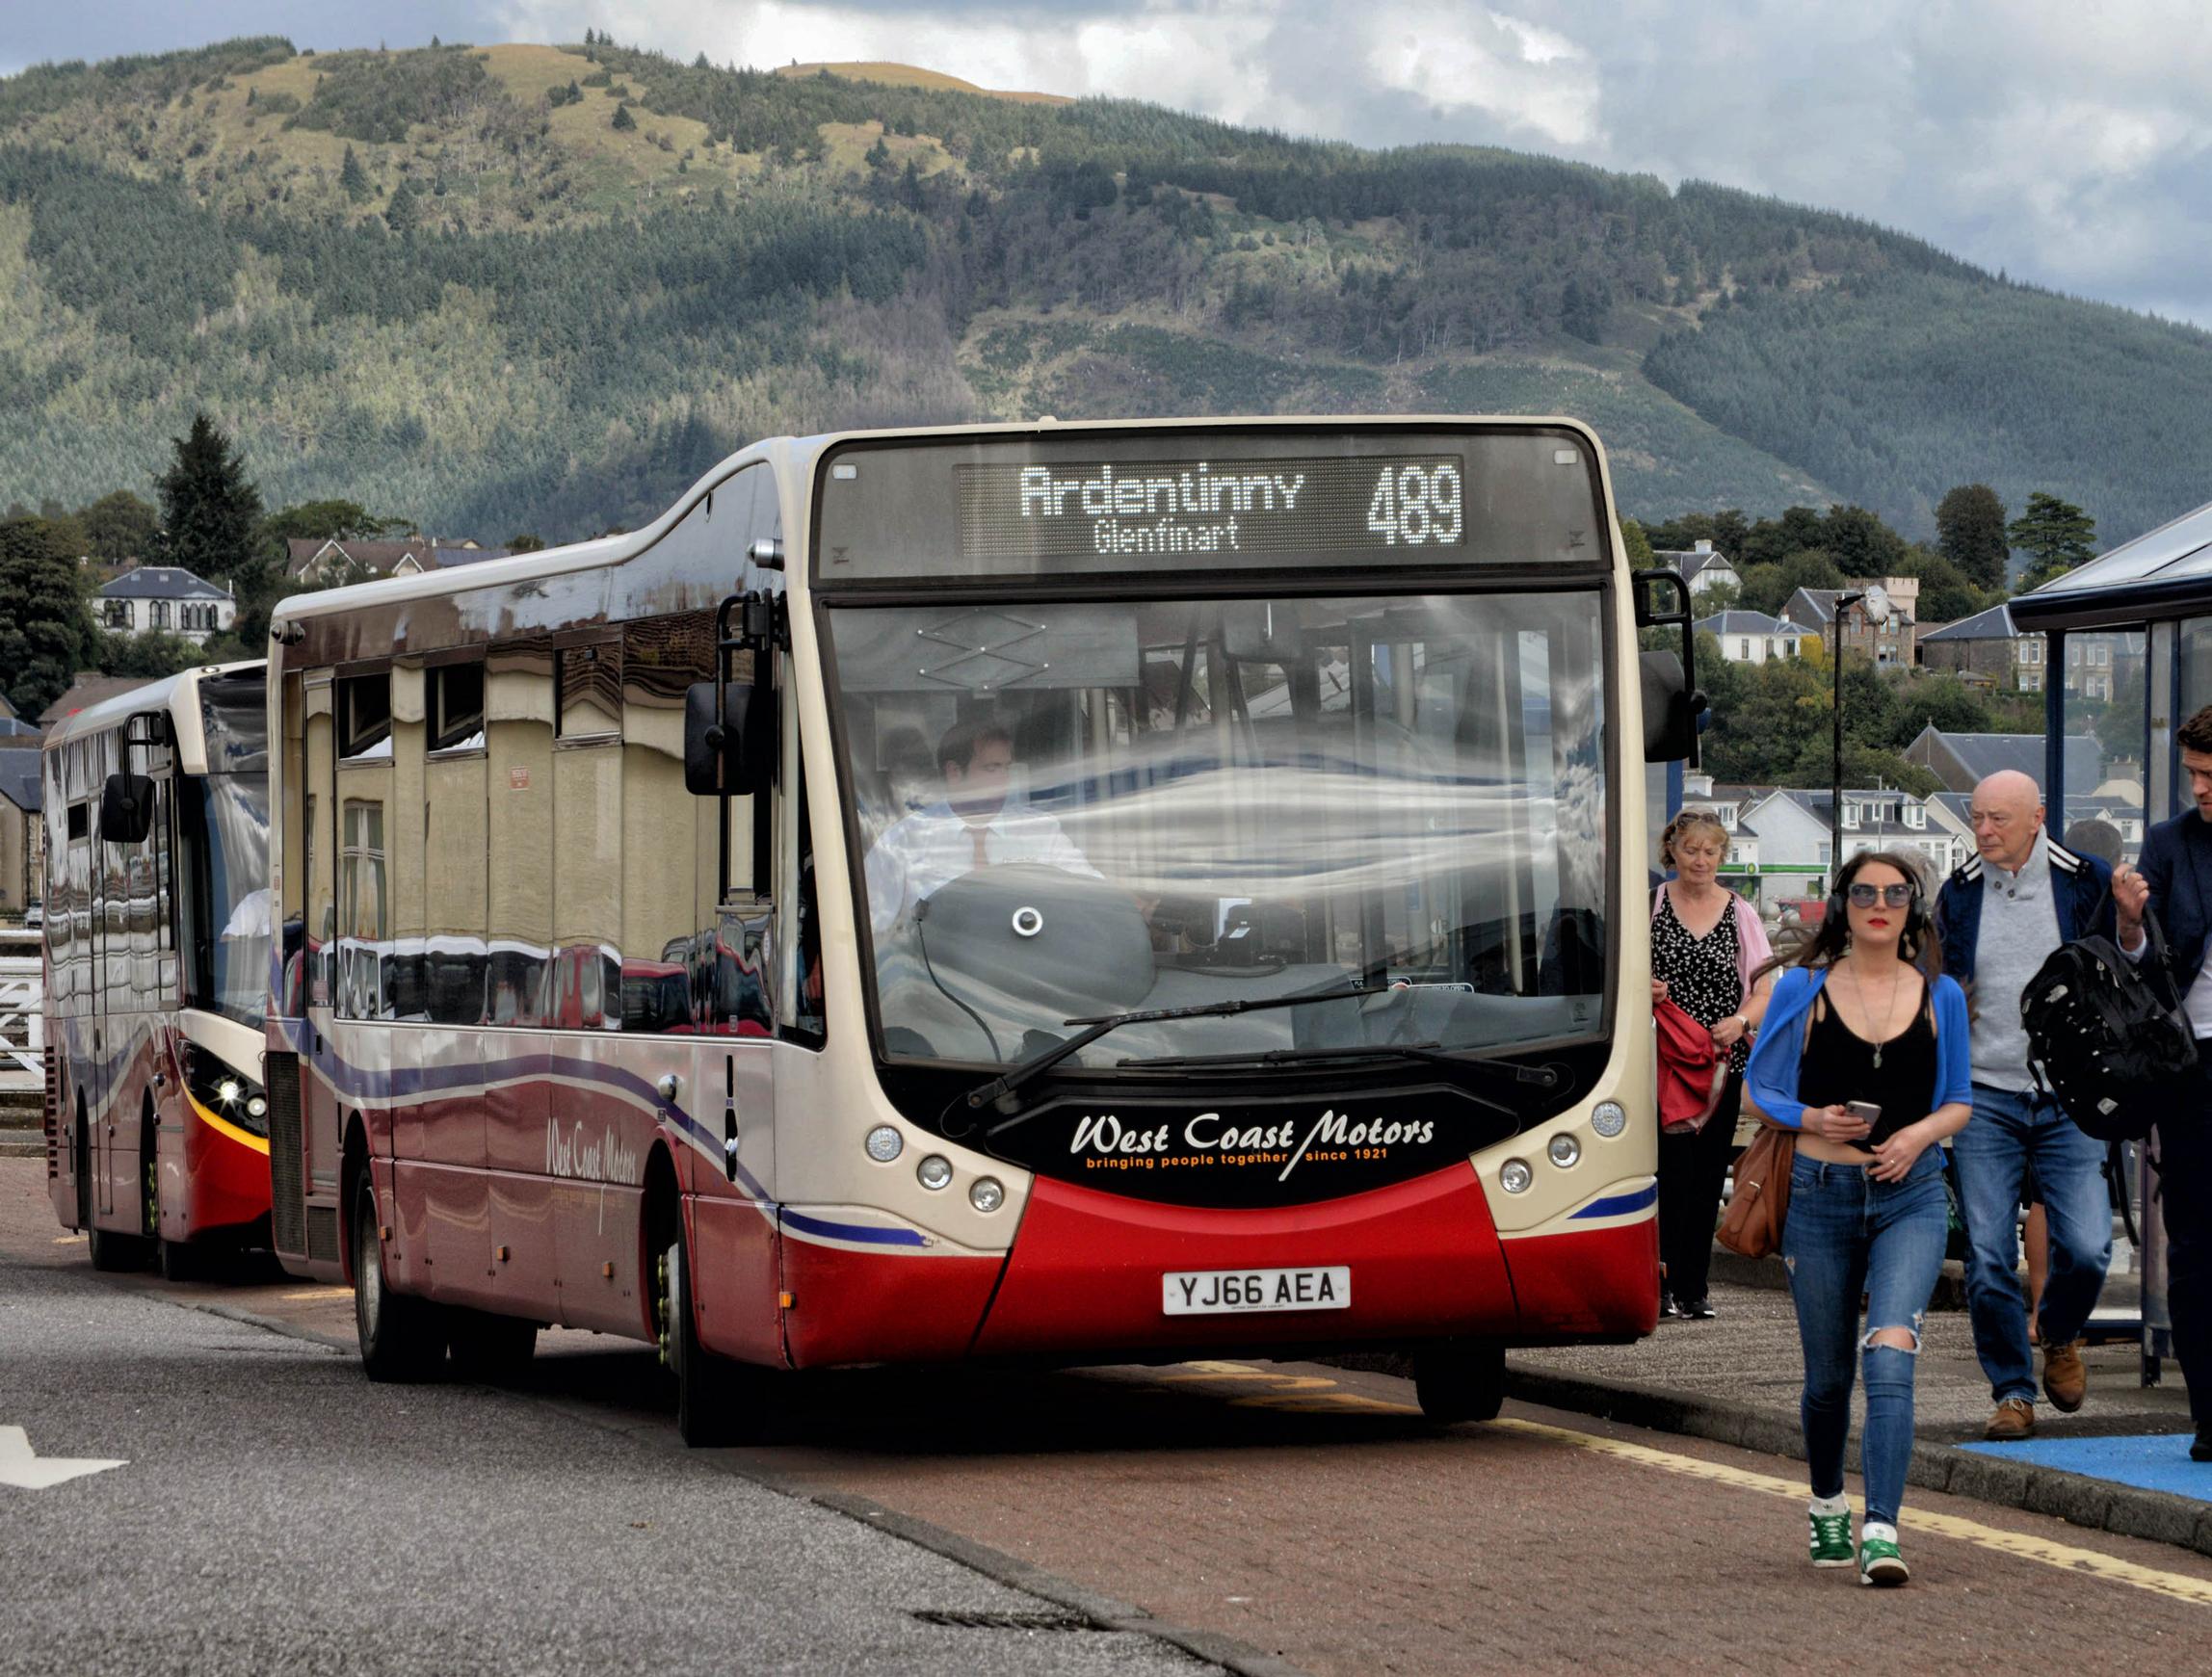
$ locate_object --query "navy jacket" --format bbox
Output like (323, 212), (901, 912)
(1934, 837), (2114, 985)
(2136, 810), (2212, 999)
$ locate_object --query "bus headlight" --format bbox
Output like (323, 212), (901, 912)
(1591, 1101), (1627, 1138)
(1548, 1134), (1581, 1167)
(183, 1044), (268, 1140)
(1499, 1159), (1533, 1194)
(968, 1177), (1005, 1213)
(916, 1155), (953, 1191)
(864, 1125), (904, 1163)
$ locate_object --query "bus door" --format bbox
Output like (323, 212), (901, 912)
(89, 726), (127, 1222)
(678, 539), (789, 1366)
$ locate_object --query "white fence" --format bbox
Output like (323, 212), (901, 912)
(0, 930), (42, 1094)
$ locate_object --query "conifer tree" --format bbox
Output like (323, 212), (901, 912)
(157, 414), (265, 596)
(339, 144), (369, 202)
(2009, 492), (2097, 590)
(385, 179), (421, 232)
(0, 513), (96, 720)
(611, 102), (636, 132)
(1936, 484), (2010, 590)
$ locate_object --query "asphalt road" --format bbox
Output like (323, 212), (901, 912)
(8, 1155), (2212, 1675)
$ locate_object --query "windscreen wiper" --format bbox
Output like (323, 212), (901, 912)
(1116, 1040), (1562, 1088)
(960, 983), (1373, 1115)
(1114, 1041), (1560, 1119)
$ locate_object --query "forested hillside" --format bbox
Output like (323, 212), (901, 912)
(2, 36), (2207, 545)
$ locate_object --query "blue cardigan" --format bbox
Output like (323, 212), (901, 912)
(1745, 965), (1974, 1131)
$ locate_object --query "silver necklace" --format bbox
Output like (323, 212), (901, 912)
(1847, 958), (1906, 1069)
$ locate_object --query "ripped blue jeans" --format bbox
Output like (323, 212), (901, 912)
(1780, 1148), (1949, 1527)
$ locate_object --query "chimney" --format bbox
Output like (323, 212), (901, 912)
(1694, 538), (1713, 553)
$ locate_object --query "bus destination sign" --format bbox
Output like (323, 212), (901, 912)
(956, 454), (1468, 564)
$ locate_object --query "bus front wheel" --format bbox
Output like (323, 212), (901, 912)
(660, 1220), (770, 1448)
(353, 1177), (448, 1382)
(1413, 1340), (1507, 1424)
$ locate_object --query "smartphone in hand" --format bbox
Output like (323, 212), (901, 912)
(1844, 1101), (1882, 1128)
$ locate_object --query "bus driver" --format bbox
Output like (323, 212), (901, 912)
(863, 719), (1101, 936)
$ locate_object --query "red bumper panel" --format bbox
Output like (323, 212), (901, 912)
(972, 1166), (1517, 1359)
(778, 1237), (1003, 1370)
(184, 1114), (274, 1239)
(1497, 1217), (1661, 1340)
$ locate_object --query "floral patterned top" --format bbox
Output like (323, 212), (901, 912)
(1652, 888), (1750, 1074)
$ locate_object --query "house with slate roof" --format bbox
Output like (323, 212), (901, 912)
(1695, 610), (1804, 665)
(1918, 602), (2035, 690)
(1779, 581), (1918, 668)
(1655, 539), (1741, 603)
(1741, 786), (1967, 898)
(94, 565), (234, 642)
(1904, 725), (2102, 799)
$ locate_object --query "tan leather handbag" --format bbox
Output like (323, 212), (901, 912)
(1717, 1121), (1796, 1259)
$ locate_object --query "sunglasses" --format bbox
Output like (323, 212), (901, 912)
(1846, 882), (1915, 908)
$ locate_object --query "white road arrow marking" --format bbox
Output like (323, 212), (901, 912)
(0, 1427), (126, 1490)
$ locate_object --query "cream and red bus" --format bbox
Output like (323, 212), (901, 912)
(262, 418), (1698, 1437)
(42, 664), (273, 1275)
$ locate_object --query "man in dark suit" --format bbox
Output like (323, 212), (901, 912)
(2114, 703), (2212, 1461)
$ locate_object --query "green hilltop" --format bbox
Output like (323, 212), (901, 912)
(3, 36), (2208, 545)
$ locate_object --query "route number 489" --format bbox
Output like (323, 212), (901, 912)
(1366, 463), (1465, 545)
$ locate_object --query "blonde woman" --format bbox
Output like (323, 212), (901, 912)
(1651, 808), (1773, 1318)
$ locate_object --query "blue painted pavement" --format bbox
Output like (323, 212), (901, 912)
(1959, 1432), (2212, 1502)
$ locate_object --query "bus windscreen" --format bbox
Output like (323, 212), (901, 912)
(815, 428), (1605, 582)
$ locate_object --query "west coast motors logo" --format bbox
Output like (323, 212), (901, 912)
(1070, 1110), (1438, 1185)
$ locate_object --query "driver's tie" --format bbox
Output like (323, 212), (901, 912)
(969, 825), (990, 870)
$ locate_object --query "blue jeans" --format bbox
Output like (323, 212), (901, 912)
(1952, 1084), (2113, 1402)
(1781, 1148), (1949, 1527)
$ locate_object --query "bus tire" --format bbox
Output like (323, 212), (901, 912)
(158, 1238), (198, 1283)
(352, 1177), (448, 1382)
(661, 1220), (767, 1448)
(1413, 1340), (1507, 1424)
(447, 1311), (538, 1384)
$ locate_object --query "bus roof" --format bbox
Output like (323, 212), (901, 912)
(266, 414), (1613, 626)
(41, 660), (266, 775)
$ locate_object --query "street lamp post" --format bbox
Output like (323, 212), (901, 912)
(1830, 585), (1891, 877)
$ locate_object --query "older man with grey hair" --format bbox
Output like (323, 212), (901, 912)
(1933, 770), (2120, 1440)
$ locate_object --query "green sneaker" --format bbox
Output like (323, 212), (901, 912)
(1858, 1535), (1909, 1587)
(1808, 1505), (1854, 1567)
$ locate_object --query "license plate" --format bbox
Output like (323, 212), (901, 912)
(1161, 1266), (1352, 1316)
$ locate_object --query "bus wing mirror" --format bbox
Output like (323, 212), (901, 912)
(100, 773), (156, 845)
(684, 680), (777, 797)
(1640, 649), (1707, 764)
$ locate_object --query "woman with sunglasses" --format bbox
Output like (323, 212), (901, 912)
(1746, 850), (1973, 1587)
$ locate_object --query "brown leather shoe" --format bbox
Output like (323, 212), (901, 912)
(1984, 1397), (2036, 1441)
(2043, 1339), (2088, 1413)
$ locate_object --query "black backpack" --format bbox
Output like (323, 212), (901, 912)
(2021, 915), (2198, 1141)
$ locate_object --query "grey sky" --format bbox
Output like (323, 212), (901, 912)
(10, 1), (2210, 326)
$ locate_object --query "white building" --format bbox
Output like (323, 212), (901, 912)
(1695, 610), (1805, 665)
(1656, 539), (1741, 602)
(94, 566), (235, 643)
(1737, 787), (1965, 899)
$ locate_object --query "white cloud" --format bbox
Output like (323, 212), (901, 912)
(492, 0), (2212, 322)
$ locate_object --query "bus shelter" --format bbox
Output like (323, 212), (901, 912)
(2011, 494), (2212, 1386)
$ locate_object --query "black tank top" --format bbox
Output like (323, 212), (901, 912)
(1796, 973), (1938, 1153)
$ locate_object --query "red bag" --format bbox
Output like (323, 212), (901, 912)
(1655, 999), (1729, 1135)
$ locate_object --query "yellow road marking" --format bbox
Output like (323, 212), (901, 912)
(53, 1236), (85, 1245)
(1496, 1418), (2212, 1608)
(280, 1289), (347, 1301)
(1151, 1364), (2212, 1606)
